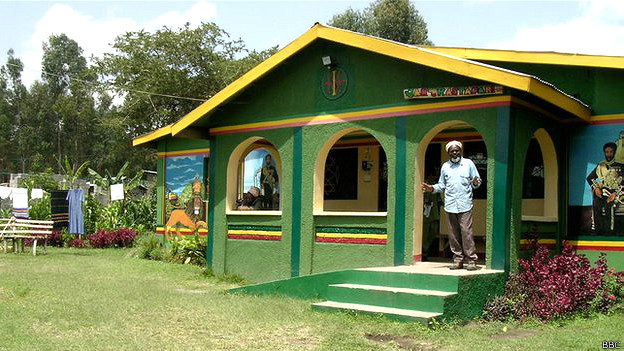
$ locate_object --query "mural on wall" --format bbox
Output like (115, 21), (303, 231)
(164, 155), (207, 234)
(237, 148), (280, 210)
(569, 127), (624, 236)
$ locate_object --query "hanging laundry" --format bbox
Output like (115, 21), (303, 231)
(11, 187), (29, 219)
(31, 188), (44, 199)
(66, 189), (85, 235)
(110, 183), (124, 201)
(0, 186), (11, 199)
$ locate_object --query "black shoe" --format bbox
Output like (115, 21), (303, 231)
(449, 261), (463, 270)
(466, 261), (479, 271)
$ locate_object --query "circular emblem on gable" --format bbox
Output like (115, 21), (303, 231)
(321, 68), (348, 100)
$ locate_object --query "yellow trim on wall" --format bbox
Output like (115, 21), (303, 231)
(590, 113), (624, 123)
(426, 47), (624, 70)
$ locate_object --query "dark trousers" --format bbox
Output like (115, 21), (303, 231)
(446, 210), (478, 263)
(592, 196), (614, 235)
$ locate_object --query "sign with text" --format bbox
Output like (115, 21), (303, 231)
(403, 85), (503, 99)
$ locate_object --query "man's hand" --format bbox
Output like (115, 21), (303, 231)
(421, 183), (433, 192)
(594, 186), (603, 198)
(608, 192), (617, 203)
(471, 177), (481, 186)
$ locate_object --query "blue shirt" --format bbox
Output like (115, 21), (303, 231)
(432, 157), (481, 214)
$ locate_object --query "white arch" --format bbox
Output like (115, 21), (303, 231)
(226, 137), (282, 211)
(534, 128), (558, 219)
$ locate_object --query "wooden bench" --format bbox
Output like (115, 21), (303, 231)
(0, 217), (54, 256)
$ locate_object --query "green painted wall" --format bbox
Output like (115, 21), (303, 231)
(509, 106), (566, 270)
(300, 119), (396, 275)
(205, 40), (497, 129)
(209, 128), (293, 282)
(578, 250), (624, 271)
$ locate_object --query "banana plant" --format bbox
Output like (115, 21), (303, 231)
(61, 156), (90, 190)
(88, 161), (144, 198)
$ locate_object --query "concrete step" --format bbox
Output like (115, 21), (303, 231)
(327, 283), (455, 313)
(344, 269), (460, 292)
(312, 300), (442, 324)
(330, 283), (456, 296)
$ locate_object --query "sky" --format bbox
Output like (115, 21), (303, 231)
(1, 0), (624, 88)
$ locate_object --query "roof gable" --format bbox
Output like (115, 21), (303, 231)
(134, 23), (592, 146)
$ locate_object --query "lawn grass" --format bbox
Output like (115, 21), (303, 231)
(1, 248), (622, 351)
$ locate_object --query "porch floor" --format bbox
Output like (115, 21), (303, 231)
(358, 262), (503, 276)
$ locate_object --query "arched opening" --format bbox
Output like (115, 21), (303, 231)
(521, 128), (558, 219)
(415, 121), (489, 263)
(314, 129), (388, 213)
(226, 137), (282, 212)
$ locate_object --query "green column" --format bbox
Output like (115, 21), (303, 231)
(206, 136), (217, 268)
(291, 127), (302, 277)
(394, 118), (406, 266)
(557, 131), (568, 254)
(491, 107), (514, 271)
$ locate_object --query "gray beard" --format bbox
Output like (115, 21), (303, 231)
(451, 156), (461, 163)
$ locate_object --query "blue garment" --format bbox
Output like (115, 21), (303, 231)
(66, 189), (85, 235)
(432, 157), (481, 213)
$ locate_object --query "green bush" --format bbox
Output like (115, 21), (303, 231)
(18, 172), (59, 192)
(122, 192), (156, 231)
(84, 195), (105, 235)
(29, 193), (51, 221)
(167, 234), (207, 266)
(134, 233), (166, 261)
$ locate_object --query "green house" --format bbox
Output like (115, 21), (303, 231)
(134, 25), (624, 317)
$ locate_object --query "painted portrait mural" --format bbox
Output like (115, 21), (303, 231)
(236, 148), (280, 210)
(164, 155), (208, 234)
(569, 126), (624, 236)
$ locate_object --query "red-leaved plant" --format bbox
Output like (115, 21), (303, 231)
(484, 241), (624, 321)
(87, 228), (137, 248)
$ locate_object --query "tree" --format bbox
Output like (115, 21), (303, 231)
(41, 34), (99, 173)
(0, 49), (27, 175)
(97, 22), (277, 137)
(328, 0), (432, 45)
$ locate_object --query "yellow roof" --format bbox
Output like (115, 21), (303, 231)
(133, 23), (592, 146)
(132, 124), (172, 147)
(426, 47), (624, 70)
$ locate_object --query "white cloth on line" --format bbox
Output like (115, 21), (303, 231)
(0, 186), (11, 199)
(110, 183), (124, 201)
(31, 188), (44, 199)
(11, 187), (28, 209)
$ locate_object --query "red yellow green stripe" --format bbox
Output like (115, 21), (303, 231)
(520, 239), (624, 251)
(227, 229), (282, 241)
(590, 113), (624, 125)
(315, 232), (388, 245)
(569, 240), (624, 251)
